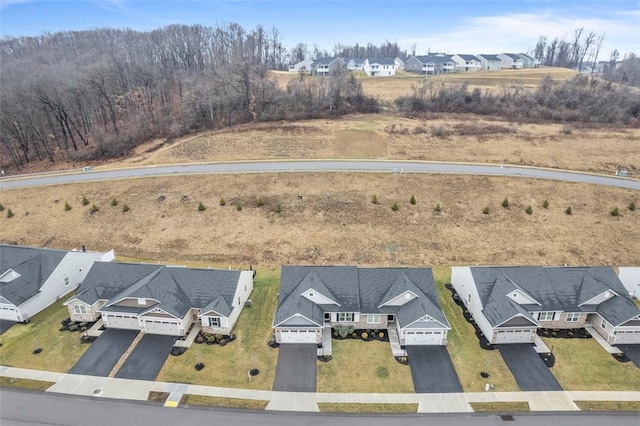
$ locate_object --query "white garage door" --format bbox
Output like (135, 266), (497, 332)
(405, 330), (443, 345)
(494, 329), (533, 344)
(106, 315), (139, 330)
(279, 329), (318, 343)
(144, 320), (181, 336)
(614, 330), (640, 344)
(0, 306), (19, 322)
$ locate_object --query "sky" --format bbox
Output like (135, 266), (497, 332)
(0, 0), (638, 56)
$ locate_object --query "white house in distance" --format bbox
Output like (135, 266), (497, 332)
(345, 58), (364, 71)
(517, 53), (538, 69)
(618, 267), (640, 298)
(476, 54), (503, 71)
(64, 262), (254, 337)
(498, 53), (524, 69)
(451, 266), (640, 345)
(362, 58), (396, 77)
(0, 244), (114, 323)
(288, 58), (314, 73)
(451, 54), (482, 72)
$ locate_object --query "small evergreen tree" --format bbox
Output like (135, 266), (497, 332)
(628, 201), (636, 211)
(236, 204), (242, 211)
(256, 197), (264, 207)
(525, 205), (533, 215)
(482, 206), (490, 215)
(391, 202), (399, 211)
(371, 195), (379, 204)
(122, 204), (130, 213)
(89, 204), (99, 214)
(542, 199), (549, 209)
(434, 203), (441, 212)
(219, 198), (226, 206)
(610, 207), (620, 217)
(0, 202), (4, 212)
(502, 197), (509, 208)
(198, 202), (206, 212)
(7, 209), (14, 218)
(111, 198), (118, 207)
(81, 195), (89, 206)
(565, 206), (572, 215)
(410, 195), (416, 205)
(63, 201), (71, 211)
(274, 203), (282, 213)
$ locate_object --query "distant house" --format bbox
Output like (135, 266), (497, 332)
(452, 266), (640, 345)
(362, 57), (396, 77)
(64, 262), (254, 337)
(498, 53), (524, 69)
(0, 244), (114, 323)
(273, 266), (450, 354)
(311, 57), (347, 77)
(345, 58), (364, 71)
(476, 54), (503, 71)
(618, 267), (640, 298)
(394, 56), (409, 70)
(451, 54), (482, 72)
(404, 55), (456, 75)
(288, 58), (314, 73)
(517, 53), (537, 69)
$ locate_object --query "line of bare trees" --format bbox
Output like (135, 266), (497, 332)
(0, 24), (377, 171)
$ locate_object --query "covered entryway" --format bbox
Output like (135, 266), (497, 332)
(105, 314), (139, 330)
(405, 330), (444, 345)
(494, 328), (534, 344)
(143, 319), (181, 336)
(614, 330), (640, 344)
(0, 306), (19, 322)
(279, 329), (318, 344)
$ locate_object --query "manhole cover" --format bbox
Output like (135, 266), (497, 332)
(93, 389), (102, 395)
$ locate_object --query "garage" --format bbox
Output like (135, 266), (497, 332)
(404, 330), (444, 345)
(614, 330), (640, 344)
(279, 329), (318, 343)
(494, 328), (534, 344)
(0, 306), (19, 322)
(143, 319), (181, 336)
(105, 314), (139, 330)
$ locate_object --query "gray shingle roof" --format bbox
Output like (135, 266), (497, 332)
(503, 53), (521, 60)
(413, 55), (454, 65)
(470, 266), (639, 327)
(478, 54), (501, 61)
(313, 57), (344, 66)
(518, 53), (535, 60)
(366, 57), (395, 65)
(456, 54), (480, 61)
(0, 245), (67, 306)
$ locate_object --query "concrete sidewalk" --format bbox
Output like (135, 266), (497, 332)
(2, 365), (640, 413)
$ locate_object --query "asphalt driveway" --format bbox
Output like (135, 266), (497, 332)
(406, 346), (463, 393)
(115, 334), (176, 381)
(617, 345), (640, 369)
(272, 344), (317, 392)
(498, 344), (562, 391)
(68, 329), (138, 377)
(0, 320), (17, 335)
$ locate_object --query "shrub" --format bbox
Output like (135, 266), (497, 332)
(482, 206), (490, 215)
(543, 199), (549, 209)
(433, 203), (442, 212)
(410, 195), (416, 205)
(122, 204), (130, 213)
(64, 201), (71, 211)
(502, 197), (509, 208)
(335, 325), (354, 338)
(0, 203), (4, 212)
(378, 332), (384, 339)
(371, 195), (379, 204)
(611, 207), (620, 217)
(236, 204), (242, 211)
(81, 196), (89, 206)
(525, 205), (533, 215)
(7, 209), (14, 218)
(351, 332), (357, 339)
(110, 198), (118, 207)
(361, 332), (368, 340)
(198, 202), (206, 212)
(377, 366), (389, 378)
(89, 204), (99, 214)
(256, 197), (264, 207)
(565, 206), (572, 215)
(391, 202), (399, 211)
(629, 201), (636, 211)
(219, 198), (226, 206)
(274, 203), (282, 213)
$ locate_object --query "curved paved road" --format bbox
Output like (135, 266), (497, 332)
(1, 161), (639, 190)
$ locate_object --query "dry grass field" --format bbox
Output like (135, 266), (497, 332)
(1, 173), (637, 267)
(113, 114), (639, 176)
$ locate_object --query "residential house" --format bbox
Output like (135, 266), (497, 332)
(618, 267), (640, 298)
(517, 53), (537, 69)
(476, 54), (503, 71)
(0, 244), (114, 323)
(311, 57), (347, 77)
(273, 266), (451, 351)
(394, 56), (409, 70)
(345, 58), (364, 71)
(498, 53), (524, 69)
(288, 58), (314, 73)
(404, 55), (456, 75)
(64, 262), (254, 337)
(451, 266), (640, 345)
(362, 57), (396, 77)
(451, 54), (482, 72)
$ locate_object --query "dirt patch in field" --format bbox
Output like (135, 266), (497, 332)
(1, 174), (637, 268)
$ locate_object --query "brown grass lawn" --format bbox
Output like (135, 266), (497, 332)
(113, 114), (640, 176)
(155, 269), (278, 390)
(0, 377), (55, 391)
(541, 337), (640, 391)
(433, 267), (519, 392)
(0, 295), (89, 372)
(469, 402), (530, 412)
(575, 401), (640, 411)
(316, 339), (414, 393)
(180, 394), (268, 410)
(317, 403), (419, 413)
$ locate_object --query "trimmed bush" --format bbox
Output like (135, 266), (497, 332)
(410, 195), (416, 205)
(219, 197), (226, 206)
(565, 206), (572, 215)
(502, 197), (509, 208)
(198, 202), (206, 212)
(525, 205), (533, 215)
(391, 202), (399, 211)
(81, 195), (89, 206)
(64, 201), (71, 211)
(628, 201), (636, 211)
(371, 195), (379, 204)
(7, 209), (14, 218)
(377, 366), (389, 378)
(122, 204), (130, 213)
(361, 332), (368, 340)
(482, 206), (490, 215)
(434, 203), (441, 212)
(611, 207), (620, 217)
(110, 198), (118, 207)
(542, 199), (549, 209)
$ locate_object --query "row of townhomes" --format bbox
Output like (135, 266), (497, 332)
(2, 244), (639, 357)
(289, 53), (540, 77)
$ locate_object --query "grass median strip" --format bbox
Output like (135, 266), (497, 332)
(574, 401), (640, 411)
(180, 394), (268, 410)
(0, 377), (55, 391)
(317, 403), (419, 413)
(147, 391), (170, 403)
(469, 402), (530, 412)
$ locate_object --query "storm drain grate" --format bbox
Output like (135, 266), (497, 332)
(500, 415), (515, 421)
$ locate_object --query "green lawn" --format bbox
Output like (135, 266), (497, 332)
(541, 337), (640, 390)
(317, 339), (414, 393)
(318, 403), (419, 413)
(155, 268), (279, 390)
(181, 394), (268, 410)
(432, 267), (520, 392)
(469, 402), (530, 412)
(0, 294), (89, 372)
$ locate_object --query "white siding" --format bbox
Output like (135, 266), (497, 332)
(301, 289), (338, 305)
(227, 270), (254, 332)
(451, 267), (496, 341)
(618, 267), (640, 297)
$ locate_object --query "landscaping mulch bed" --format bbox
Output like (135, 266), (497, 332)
(59, 318), (96, 333)
(332, 328), (389, 342)
(537, 328), (592, 339)
(193, 331), (236, 346)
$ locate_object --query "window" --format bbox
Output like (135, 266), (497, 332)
(601, 318), (608, 329)
(74, 305), (86, 314)
(367, 314), (380, 324)
(565, 313), (580, 322)
(337, 313), (354, 322)
(309, 292), (314, 297)
(64, 277), (70, 286)
(208, 317), (220, 327)
(538, 312), (555, 321)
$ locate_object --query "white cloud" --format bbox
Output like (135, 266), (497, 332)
(0, 0), (33, 9)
